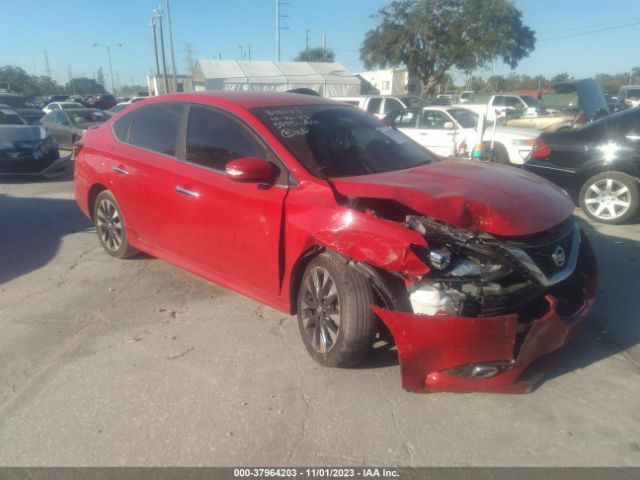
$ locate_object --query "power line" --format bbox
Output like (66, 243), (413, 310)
(540, 20), (640, 41)
(538, 16), (640, 34)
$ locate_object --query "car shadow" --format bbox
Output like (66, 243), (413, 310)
(0, 159), (73, 184)
(0, 192), (92, 285)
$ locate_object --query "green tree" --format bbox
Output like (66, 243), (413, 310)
(294, 47), (336, 62)
(0, 65), (63, 96)
(65, 77), (106, 95)
(360, 0), (536, 96)
(550, 72), (571, 84)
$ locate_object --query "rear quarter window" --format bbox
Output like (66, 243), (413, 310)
(112, 111), (136, 142)
(128, 104), (184, 156)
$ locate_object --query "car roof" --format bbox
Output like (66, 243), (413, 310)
(143, 91), (342, 109)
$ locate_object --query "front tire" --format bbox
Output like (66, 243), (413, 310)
(93, 190), (139, 258)
(297, 253), (377, 367)
(579, 172), (639, 224)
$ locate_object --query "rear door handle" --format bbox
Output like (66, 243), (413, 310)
(175, 186), (199, 198)
(112, 166), (128, 175)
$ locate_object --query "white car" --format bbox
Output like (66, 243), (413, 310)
(42, 101), (84, 114)
(391, 106), (539, 164)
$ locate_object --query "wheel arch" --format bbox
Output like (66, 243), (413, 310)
(87, 183), (108, 221)
(288, 245), (408, 315)
(578, 160), (640, 188)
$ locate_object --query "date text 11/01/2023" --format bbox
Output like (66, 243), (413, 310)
(233, 468), (400, 478)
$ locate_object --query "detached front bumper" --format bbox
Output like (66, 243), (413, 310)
(372, 236), (597, 394)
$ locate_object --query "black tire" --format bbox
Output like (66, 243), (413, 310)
(296, 252), (377, 367)
(93, 190), (139, 258)
(579, 171), (639, 224)
(492, 143), (510, 164)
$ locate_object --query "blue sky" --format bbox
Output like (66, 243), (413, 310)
(1, 0), (639, 88)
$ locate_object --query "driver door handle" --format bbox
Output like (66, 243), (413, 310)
(112, 166), (128, 175)
(176, 186), (200, 198)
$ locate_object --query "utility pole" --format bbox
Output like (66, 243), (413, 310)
(67, 65), (74, 94)
(151, 18), (162, 94)
(184, 42), (194, 77)
(43, 48), (52, 78)
(155, 7), (170, 94)
(239, 45), (244, 60)
(305, 29), (310, 51)
(276, 0), (288, 61)
(106, 46), (115, 95)
(166, 0), (177, 92)
(323, 33), (326, 50)
(93, 43), (122, 95)
(248, 45), (252, 61)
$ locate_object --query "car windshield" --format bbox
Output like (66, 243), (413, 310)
(252, 105), (437, 178)
(399, 96), (428, 108)
(521, 95), (542, 107)
(70, 110), (109, 124)
(447, 108), (478, 128)
(625, 89), (640, 99)
(0, 108), (27, 125)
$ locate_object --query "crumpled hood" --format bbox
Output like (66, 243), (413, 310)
(0, 125), (48, 142)
(330, 159), (575, 236)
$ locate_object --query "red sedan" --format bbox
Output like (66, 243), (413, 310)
(74, 92), (596, 393)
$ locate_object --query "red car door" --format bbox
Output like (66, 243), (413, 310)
(163, 104), (288, 297)
(107, 103), (185, 249)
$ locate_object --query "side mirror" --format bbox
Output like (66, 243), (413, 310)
(226, 157), (276, 183)
(444, 121), (455, 130)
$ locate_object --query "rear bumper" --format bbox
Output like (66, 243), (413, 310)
(372, 235), (597, 394)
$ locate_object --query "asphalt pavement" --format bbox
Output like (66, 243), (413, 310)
(0, 166), (639, 467)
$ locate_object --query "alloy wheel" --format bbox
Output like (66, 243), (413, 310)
(583, 178), (632, 221)
(300, 267), (341, 354)
(96, 198), (123, 252)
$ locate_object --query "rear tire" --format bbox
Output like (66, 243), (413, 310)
(296, 253), (377, 367)
(93, 190), (139, 258)
(579, 172), (639, 224)
(492, 143), (510, 164)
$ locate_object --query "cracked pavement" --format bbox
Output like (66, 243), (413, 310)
(0, 168), (639, 466)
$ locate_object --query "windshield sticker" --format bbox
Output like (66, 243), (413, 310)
(263, 109), (320, 137)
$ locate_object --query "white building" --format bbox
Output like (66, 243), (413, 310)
(356, 68), (420, 96)
(191, 60), (360, 97)
(147, 74), (195, 96)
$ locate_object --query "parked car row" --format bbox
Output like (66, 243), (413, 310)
(0, 104), (67, 176)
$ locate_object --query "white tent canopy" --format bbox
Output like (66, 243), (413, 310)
(192, 60), (360, 97)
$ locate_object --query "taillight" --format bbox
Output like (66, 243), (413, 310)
(72, 140), (84, 160)
(530, 135), (550, 158)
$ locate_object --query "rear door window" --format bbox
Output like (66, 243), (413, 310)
(383, 98), (403, 114)
(396, 110), (418, 128)
(129, 104), (183, 156)
(366, 98), (382, 114)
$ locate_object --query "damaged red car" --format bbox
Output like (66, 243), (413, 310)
(74, 92), (597, 393)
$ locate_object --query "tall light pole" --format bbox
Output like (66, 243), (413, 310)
(150, 17), (162, 94)
(155, 7), (170, 95)
(166, 0), (177, 92)
(93, 43), (122, 95)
